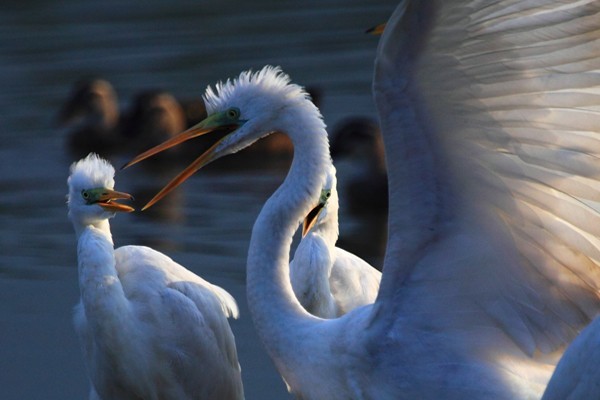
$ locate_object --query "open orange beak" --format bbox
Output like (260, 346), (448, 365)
(121, 124), (237, 170)
(97, 189), (135, 213)
(302, 201), (326, 237)
(122, 109), (245, 210)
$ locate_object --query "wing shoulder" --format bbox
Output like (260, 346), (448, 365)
(113, 245), (238, 319)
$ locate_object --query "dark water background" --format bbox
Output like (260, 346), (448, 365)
(0, 1), (394, 398)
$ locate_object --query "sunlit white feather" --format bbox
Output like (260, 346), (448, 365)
(68, 154), (243, 400)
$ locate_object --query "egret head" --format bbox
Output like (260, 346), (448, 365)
(302, 165), (339, 237)
(123, 66), (320, 210)
(68, 153), (134, 225)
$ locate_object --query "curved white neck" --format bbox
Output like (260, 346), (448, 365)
(71, 215), (112, 241)
(73, 217), (129, 331)
(246, 103), (331, 367)
(315, 210), (339, 248)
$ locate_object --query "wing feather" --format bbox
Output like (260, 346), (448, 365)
(374, 0), (600, 358)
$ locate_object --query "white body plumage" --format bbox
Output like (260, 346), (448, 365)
(68, 154), (244, 400)
(123, 0), (600, 396)
(290, 165), (381, 318)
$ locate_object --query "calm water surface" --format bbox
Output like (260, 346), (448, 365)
(0, 1), (394, 398)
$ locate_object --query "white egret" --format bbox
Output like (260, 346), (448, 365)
(123, 0), (600, 397)
(67, 153), (244, 400)
(289, 164), (381, 318)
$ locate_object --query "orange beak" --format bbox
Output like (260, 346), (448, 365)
(97, 189), (135, 213)
(141, 137), (227, 210)
(122, 110), (245, 210)
(301, 201), (326, 237)
(121, 123), (237, 170)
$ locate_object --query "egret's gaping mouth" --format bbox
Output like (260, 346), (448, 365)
(122, 108), (246, 210)
(95, 189), (135, 213)
(302, 201), (326, 237)
(301, 188), (332, 236)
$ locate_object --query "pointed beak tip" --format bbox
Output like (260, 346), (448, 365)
(96, 189), (135, 213)
(141, 196), (160, 211)
(125, 113), (242, 209)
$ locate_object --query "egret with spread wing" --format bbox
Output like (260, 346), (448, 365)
(123, 0), (600, 397)
(68, 154), (244, 400)
(290, 164), (381, 318)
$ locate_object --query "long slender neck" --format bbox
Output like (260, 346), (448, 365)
(246, 103), (331, 364)
(71, 215), (112, 241)
(315, 207), (339, 248)
(72, 216), (129, 331)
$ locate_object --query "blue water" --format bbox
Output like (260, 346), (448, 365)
(0, 1), (394, 398)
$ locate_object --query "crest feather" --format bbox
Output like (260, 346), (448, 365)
(203, 65), (308, 114)
(68, 153), (115, 192)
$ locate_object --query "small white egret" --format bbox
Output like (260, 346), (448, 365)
(290, 164), (381, 318)
(67, 153), (244, 400)
(123, 0), (600, 397)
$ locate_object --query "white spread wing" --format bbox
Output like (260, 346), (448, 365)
(374, 0), (600, 358)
